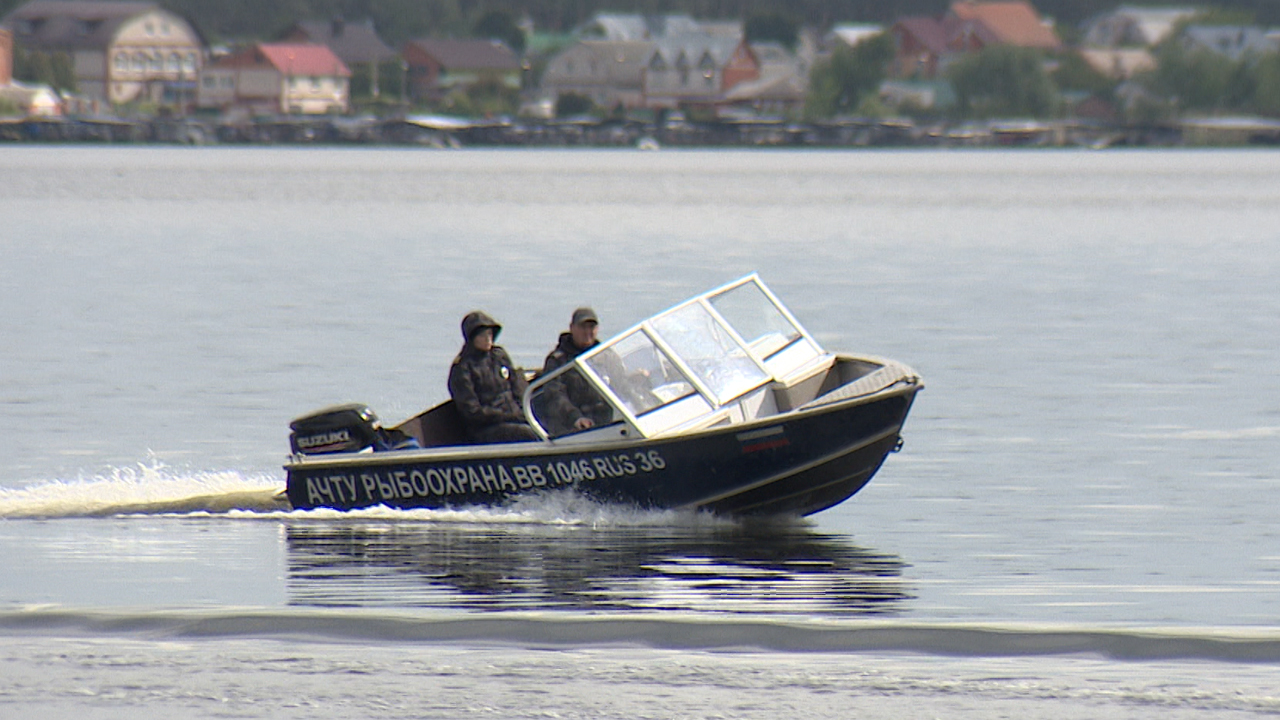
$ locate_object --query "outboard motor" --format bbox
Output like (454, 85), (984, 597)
(289, 403), (380, 455)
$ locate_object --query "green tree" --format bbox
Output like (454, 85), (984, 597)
(805, 32), (894, 118)
(1146, 41), (1235, 111)
(1253, 53), (1280, 116)
(1051, 52), (1114, 96)
(948, 45), (1058, 118)
(472, 10), (525, 53)
(744, 12), (798, 51)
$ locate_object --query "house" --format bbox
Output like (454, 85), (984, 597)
(890, 17), (955, 78)
(720, 42), (807, 115)
(539, 40), (653, 109)
(890, 1), (1060, 78)
(948, 1), (1061, 50)
(1077, 48), (1156, 79)
(402, 38), (521, 102)
(1081, 6), (1197, 48)
(2, 0), (203, 106)
(279, 18), (396, 96)
(1181, 26), (1278, 62)
(197, 43), (350, 115)
(644, 36), (755, 107)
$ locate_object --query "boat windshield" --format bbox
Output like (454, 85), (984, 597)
(525, 274), (823, 440)
(650, 301), (769, 405)
(708, 280), (803, 358)
(587, 330), (695, 414)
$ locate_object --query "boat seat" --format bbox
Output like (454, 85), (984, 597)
(394, 400), (473, 448)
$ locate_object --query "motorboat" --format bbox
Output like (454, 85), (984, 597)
(284, 274), (922, 517)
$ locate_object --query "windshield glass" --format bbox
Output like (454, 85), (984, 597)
(528, 365), (617, 438)
(709, 280), (802, 359)
(584, 330), (694, 417)
(650, 301), (769, 404)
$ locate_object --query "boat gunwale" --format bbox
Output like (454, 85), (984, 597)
(284, 372), (922, 472)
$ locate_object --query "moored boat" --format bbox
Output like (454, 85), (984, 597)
(284, 274), (922, 517)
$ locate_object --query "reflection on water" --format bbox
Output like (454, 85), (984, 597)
(285, 521), (913, 616)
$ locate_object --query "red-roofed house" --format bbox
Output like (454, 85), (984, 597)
(948, 1), (1061, 50)
(197, 42), (350, 115)
(891, 1), (1060, 78)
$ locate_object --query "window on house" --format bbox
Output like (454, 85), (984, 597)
(202, 76), (215, 88)
(145, 22), (154, 35)
(132, 53), (146, 72)
(311, 76), (321, 91)
(114, 53), (128, 73)
(150, 54), (162, 72)
(167, 53), (179, 72)
(183, 53), (197, 73)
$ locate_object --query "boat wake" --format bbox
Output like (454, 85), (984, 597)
(0, 463), (287, 519)
(0, 462), (738, 528)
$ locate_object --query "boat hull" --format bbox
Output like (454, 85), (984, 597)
(285, 384), (919, 517)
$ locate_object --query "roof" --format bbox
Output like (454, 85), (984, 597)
(540, 40), (654, 86)
(284, 19), (395, 64)
(722, 66), (806, 103)
(213, 43), (350, 77)
(2, 0), (177, 51)
(650, 35), (741, 68)
(948, 1), (1061, 49)
(405, 38), (520, 71)
(893, 16), (952, 56)
(1082, 5), (1198, 47)
(1078, 48), (1156, 79)
(829, 23), (884, 49)
(1183, 25), (1278, 61)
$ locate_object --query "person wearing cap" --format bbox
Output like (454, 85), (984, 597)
(539, 307), (612, 433)
(448, 310), (539, 443)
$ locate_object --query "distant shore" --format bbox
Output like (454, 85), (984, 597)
(5, 113), (1280, 148)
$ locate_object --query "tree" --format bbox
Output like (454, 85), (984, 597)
(948, 45), (1058, 118)
(1253, 53), (1280, 116)
(472, 10), (525, 53)
(1051, 52), (1114, 97)
(1145, 41), (1236, 112)
(805, 32), (894, 118)
(744, 12), (798, 51)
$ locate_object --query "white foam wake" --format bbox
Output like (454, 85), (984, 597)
(0, 463), (740, 528)
(0, 462), (287, 519)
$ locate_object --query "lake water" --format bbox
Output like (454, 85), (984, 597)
(1, 146), (1279, 718)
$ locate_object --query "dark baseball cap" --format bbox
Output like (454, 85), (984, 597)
(571, 307), (598, 326)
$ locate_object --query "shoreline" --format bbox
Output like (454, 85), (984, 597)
(5, 114), (1280, 148)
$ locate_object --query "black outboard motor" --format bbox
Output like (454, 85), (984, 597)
(289, 403), (380, 455)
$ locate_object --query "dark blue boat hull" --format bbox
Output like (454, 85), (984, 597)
(285, 386), (919, 517)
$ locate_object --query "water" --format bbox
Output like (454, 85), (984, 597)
(2, 146), (1279, 718)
